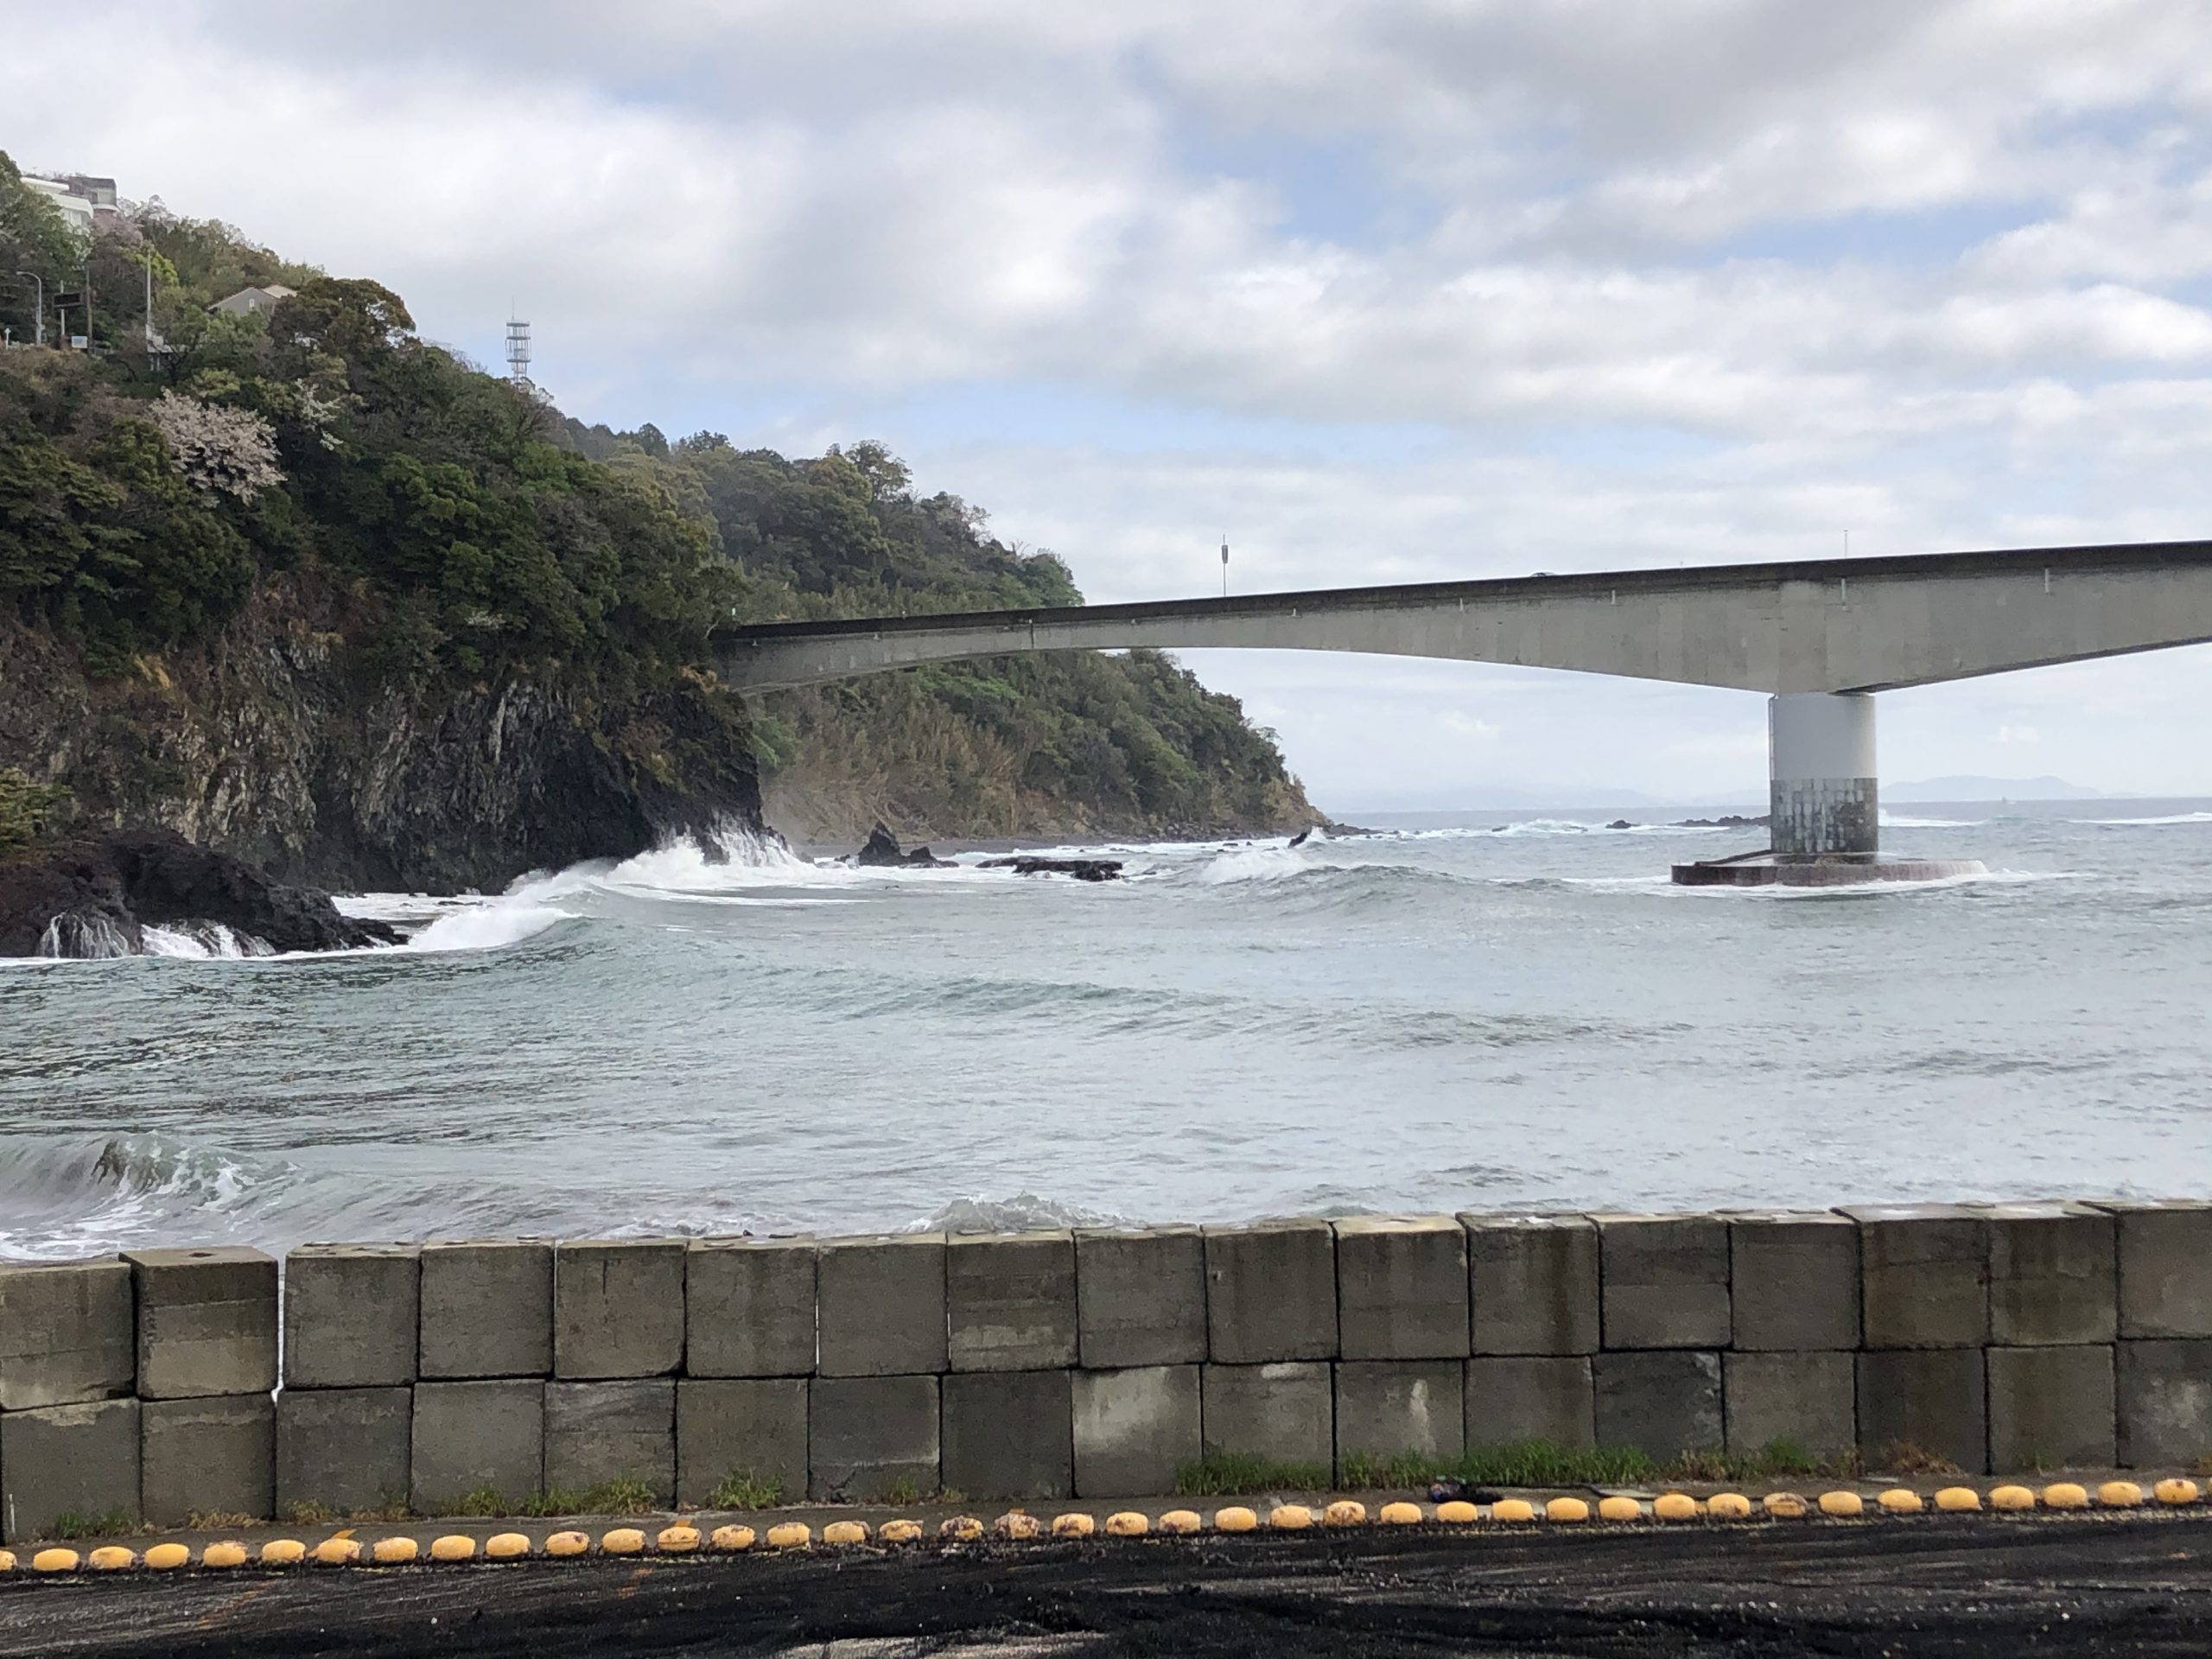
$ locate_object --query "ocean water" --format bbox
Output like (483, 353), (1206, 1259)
(5, 803), (2212, 1256)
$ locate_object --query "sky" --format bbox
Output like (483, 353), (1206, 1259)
(12, 0), (2212, 809)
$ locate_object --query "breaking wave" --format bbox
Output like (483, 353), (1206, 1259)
(2081, 810), (2212, 827)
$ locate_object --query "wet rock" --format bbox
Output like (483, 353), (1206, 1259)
(977, 857), (1123, 882)
(0, 830), (404, 957)
(855, 823), (953, 868)
(1672, 814), (1769, 829)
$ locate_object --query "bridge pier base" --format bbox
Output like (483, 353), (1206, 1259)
(1672, 692), (1986, 887)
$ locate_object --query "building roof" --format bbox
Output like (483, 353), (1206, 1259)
(209, 284), (298, 316)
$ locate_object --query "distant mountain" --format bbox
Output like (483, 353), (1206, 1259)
(1886, 775), (2102, 802)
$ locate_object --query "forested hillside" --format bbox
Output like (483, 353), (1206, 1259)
(0, 154), (1313, 886)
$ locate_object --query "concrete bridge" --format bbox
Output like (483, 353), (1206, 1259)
(716, 539), (2212, 868)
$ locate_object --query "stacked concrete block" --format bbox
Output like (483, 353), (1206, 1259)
(277, 1387), (410, 1517)
(1723, 1351), (1854, 1457)
(1072, 1366), (1200, 1497)
(1204, 1221), (1337, 1363)
(1986, 1344), (2113, 1471)
(677, 1379), (808, 1507)
(2116, 1339), (2212, 1467)
(1847, 1205), (1988, 1349)
(1334, 1217), (1469, 1360)
(1592, 1350), (1722, 1458)
(1729, 1211), (1859, 1351)
(554, 1239), (686, 1378)
(0, 1398), (140, 1544)
(419, 1238), (554, 1379)
(2099, 1201), (2212, 1466)
(0, 1257), (134, 1410)
(410, 1378), (544, 1511)
(1075, 1226), (1206, 1369)
(1985, 1203), (2115, 1344)
(1465, 1356), (1594, 1450)
(1594, 1214), (1730, 1350)
(1463, 1214), (1599, 1357)
(124, 1247), (277, 1525)
(1857, 1347), (1987, 1474)
(944, 1370), (1073, 1499)
(817, 1234), (946, 1376)
(948, 1232), (1077, 1371)
(545, 1378), (676, 1503)
(1201, 1361), (1332, 1472)
(686, 1238), (816, 1378)
(284, 1243), (419, 1388)
(1335, 1361), (1464, 1475)
(810, 1375), (938, 1500)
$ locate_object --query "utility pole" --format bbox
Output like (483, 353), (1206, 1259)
(12, 272), (42, 346)
(1220, 534), (1230, 598)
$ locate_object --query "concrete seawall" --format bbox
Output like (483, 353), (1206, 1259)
(3, 1201), (2209, 1542)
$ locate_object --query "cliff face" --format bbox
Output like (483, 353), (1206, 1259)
(0, 581), (762, 894)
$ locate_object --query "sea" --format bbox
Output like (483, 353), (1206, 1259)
(4, 802), (2212, 1257)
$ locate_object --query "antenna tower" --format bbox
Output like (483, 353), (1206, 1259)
(505, 317), (531, 386)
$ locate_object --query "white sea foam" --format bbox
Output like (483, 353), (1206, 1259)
(2081, 810), (2212, 827)
(1878, 811), (1983, 829)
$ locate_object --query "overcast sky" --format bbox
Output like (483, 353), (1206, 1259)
(14, 1), (2212, 808)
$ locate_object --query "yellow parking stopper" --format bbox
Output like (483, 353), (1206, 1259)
(1323, 1500), (1367, 1527)
(430, 1535), (477, 1562)
(1990, 1484), (2037, 1511)
(1052, 1513), (1096, 1538)
(145, 1542), (192, 1570)
(1877, 1489), (1923, 1515)
(313, 1538), (361, 1565)
(1599, 1496), (1643, 1522)
(1707, 1493), (1753, 1520)
(1379, 1501), (1424, 1526)
(1935, 1487), (1980, 1512)
(601, 1528), (647, 1555)
(371, 1537), (418, 1564)
(486, 1533), (531, 1560)
(1105, 1512), (1148, 1536)
(0, 1551), (14, 1572)
(1214, 1506), (1259, 1533)
(31, 1548), (79, 1573)
(2042, 1483), (2090, 1510)
(995, 1512), (1041, 1540)
(1268, 1504), (1313, 1530)
(657, 1525), (702, 1553)
(1159, 1510), (1204, 1534)
(2156, 1478), (2201, 1506)
(765, 1522), (812, 1548)
(203, 1541), (251, 1567)
(1545, 1497), (1590, 1522)
(880, 1519), (925, 1543)
(1763, 1493), (1808, 1518)
(939, 1516), (984, 1541)
(1651, 1492), (1699, 1521)
(1434, 1500), (1478, 1524)
(1818, 1491), (1864, 1517)
(87, 1546), (136, 1571)
(709, 1525), (756, 1552)
(822, 1521), (869, 1546)
(1491, 1498), (1536, 1522)
(2099, 1480), (2145, 1509)
(259, 1539), (308, 1566)
(544, 1530), (592, 1557)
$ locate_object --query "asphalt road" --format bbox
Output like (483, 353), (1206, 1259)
(6, 1513), (2211, 1658)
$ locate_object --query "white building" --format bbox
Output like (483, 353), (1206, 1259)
(210, 283), (297, 317)
(22, 176), (95, 234)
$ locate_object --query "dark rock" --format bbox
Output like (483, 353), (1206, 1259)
(0, 830), (404, 958)
(1672, 814), (1769, 829)
(1606, 819), (1635, 830)
(855, 823), (953, 868)
(977, 856), (1123, 882)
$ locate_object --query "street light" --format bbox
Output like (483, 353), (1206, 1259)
(10, 271), (42, 346)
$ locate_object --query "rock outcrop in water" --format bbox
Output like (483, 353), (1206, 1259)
(855, 823), (954, 868)
(977, 855), (1124, 881)
(0, 829), (404, 957)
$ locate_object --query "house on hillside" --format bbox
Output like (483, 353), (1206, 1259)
(210, 283), (296, 317)
(22, 176), (96, 233)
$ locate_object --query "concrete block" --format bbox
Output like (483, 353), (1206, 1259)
(283, 1243), (419, 1388)
(2098, 1201), (2212, 1338)
(1593, 1213), (1730, 1350)
(276, 1386), (410, 1518)
(1465, 1356), (1594, 1451)
(545, 1379), (675, 1505)
(1076, 1226), (1207, 1369)
(817, 1235), (946, 1377)
(677, 1378), (808, 1507)
(1072, 1365), (1201, 1498)
(1987, 1344), (2114, 1472)
(1985, 1202), (2116, 1345)
(1334, 1217), (1469, 1361)
(1857, 1348), (1986, 1474)
(553, 1239), (686, 1379)
(943, 1370), (1072, 1499)
(419, 1238), (552, 1379)
(2117, 1340), (2212, 1467)
(1463, 1214), (1599, 1356)
(142, 1393), (275, 1527)
(810, 1375), (939, 1500)
(123, 1246), (277, 1399)
(1845, 1205), (1987, 1350)
(0, 1397), (139, 1543)
(1335, 1361), (1464, 1475)
(686, 1239), (816, 1377)
(1592, 1351), (1723, 1459)
(1723, 1351), (1855, 1457)
(410, 1379), (544, 1511)
(0, 1256), (133, 1409)
(1728, 1211), (1860, 1351)
(947, 1232), (1076, 1371)
(1204, 1221), (1337, 1363)
(1201, 1362), (1333, 1471)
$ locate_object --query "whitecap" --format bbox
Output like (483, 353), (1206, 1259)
(2080, 810), (2212, 827)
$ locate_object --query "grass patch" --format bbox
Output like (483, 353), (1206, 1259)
(878, 1477), (923, 1506)
(48, 1509), (138, 1541)
(184, 1510), (258, 1530)
(1868, 1440), (1961, 1477)
(1173, 1453), (1332, 1497)
(704, 1471), (785, 1510)
(429, 1479), (658, 1520)
(281, 1500), (337, 1526)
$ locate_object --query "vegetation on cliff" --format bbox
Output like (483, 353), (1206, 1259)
(0, 154), (1312, 868)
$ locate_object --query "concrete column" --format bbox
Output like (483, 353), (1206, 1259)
(1769, 692), (1878, 855)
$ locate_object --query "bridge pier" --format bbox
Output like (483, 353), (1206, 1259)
(1673, 691), (1985, 887)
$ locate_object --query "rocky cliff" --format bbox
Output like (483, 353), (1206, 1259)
(0, 578), (762, 894)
